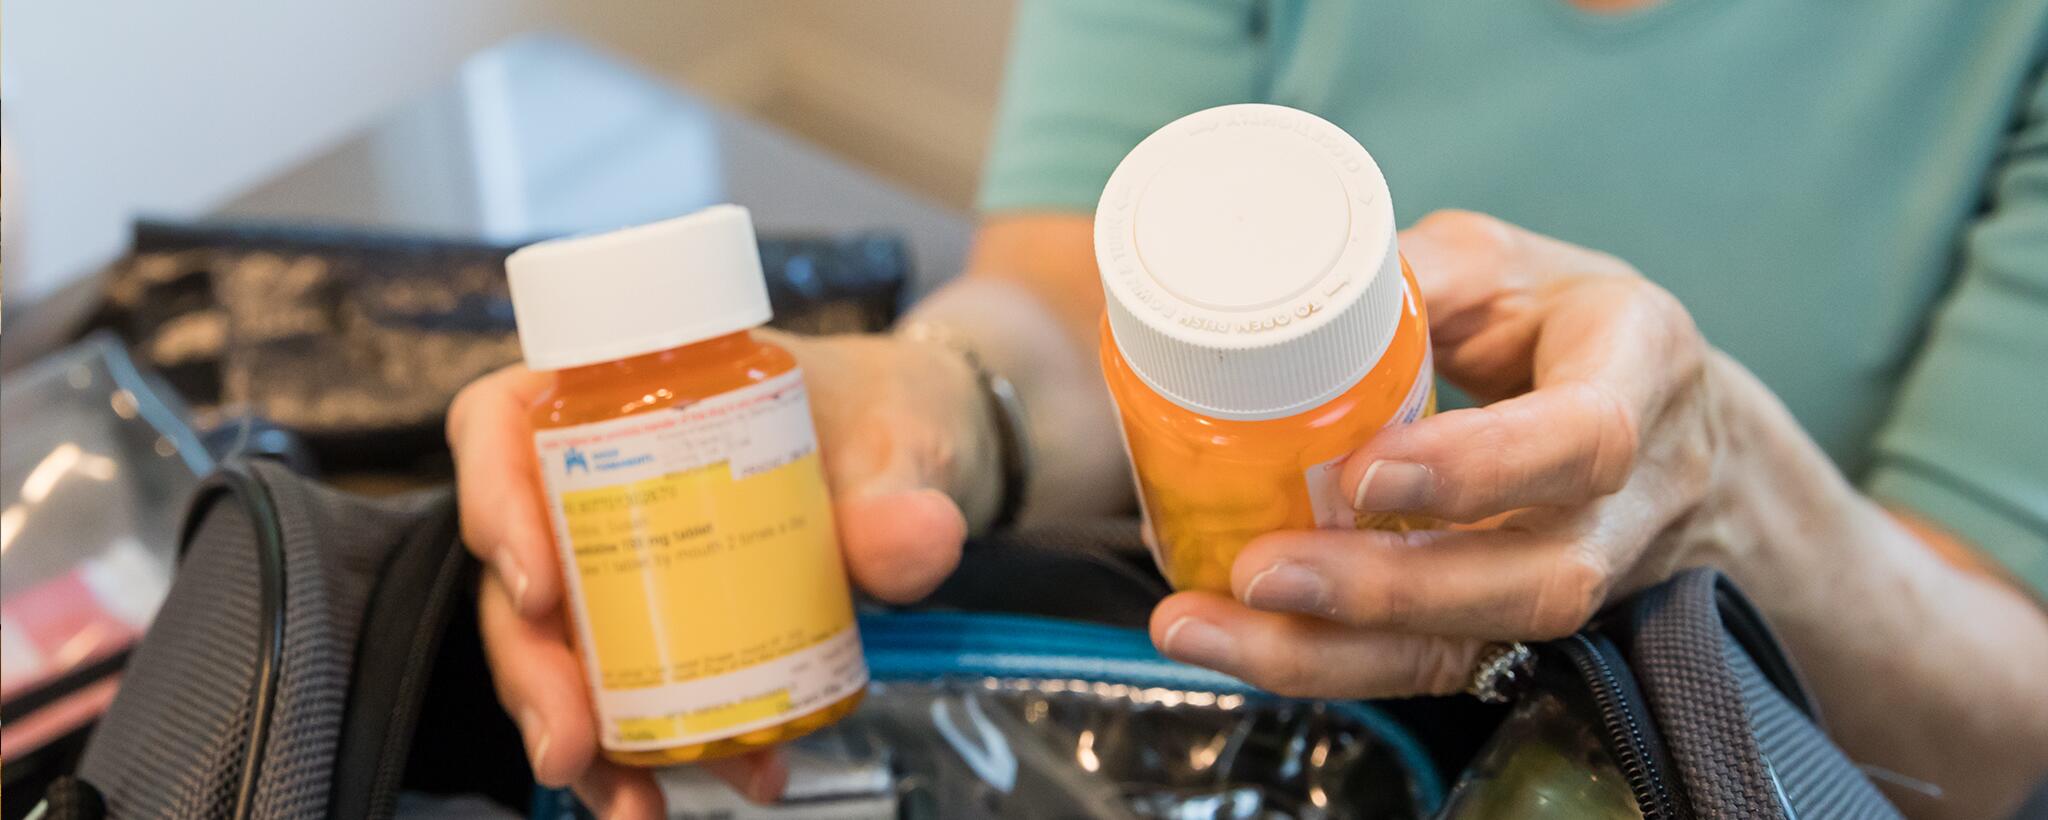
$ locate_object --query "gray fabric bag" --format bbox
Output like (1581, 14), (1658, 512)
(56, 458), (470, 819)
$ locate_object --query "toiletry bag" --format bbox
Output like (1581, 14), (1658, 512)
(36, 459), (1901, 818)
(33, 462), (1435, 819)
(1442, 569), (1903, 819)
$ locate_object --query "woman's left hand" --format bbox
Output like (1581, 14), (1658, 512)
(1150, 210), (1731, 697)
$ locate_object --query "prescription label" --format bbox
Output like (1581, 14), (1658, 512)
(535, 369), (866, 751)
(1305, 347), (1436, 531)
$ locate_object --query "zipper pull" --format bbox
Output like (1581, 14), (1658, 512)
(1465, 641), (1536, 704)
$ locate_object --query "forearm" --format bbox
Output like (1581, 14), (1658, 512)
(899, 218), (1130, 522)
(1688, 353), (2048, 819)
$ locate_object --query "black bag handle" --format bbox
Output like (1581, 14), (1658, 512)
(180, 460), (290, 820)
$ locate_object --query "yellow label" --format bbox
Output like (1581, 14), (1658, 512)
(681, 689), (793, 735)
(536, 369), (866, 751)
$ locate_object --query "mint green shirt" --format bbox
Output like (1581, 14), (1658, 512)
(980, 0), (2048, 594)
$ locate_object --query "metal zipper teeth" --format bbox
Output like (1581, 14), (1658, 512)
(1564, 633), (1679, 820)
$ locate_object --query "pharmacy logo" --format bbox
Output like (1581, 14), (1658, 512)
(563, 447), (591, 474)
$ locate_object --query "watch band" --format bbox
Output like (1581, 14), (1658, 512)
(895, 321), (1034, 531)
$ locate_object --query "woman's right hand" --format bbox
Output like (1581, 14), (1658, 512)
(447, 330), (995, 817)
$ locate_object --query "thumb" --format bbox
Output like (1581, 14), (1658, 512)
(779, 332), (978, 604)
(815, 416), (967, 602)
(811, 396), (967, 604)
(701, 750), (791, 805)
(836, 474), (966, 604)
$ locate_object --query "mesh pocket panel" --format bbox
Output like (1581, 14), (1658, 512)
(79, 502), (262, 816)
(1726, 639), (1899, 819)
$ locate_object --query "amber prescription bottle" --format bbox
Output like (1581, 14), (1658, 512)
(1097, 104), (1434, 593)
(508, 205), (865, 766)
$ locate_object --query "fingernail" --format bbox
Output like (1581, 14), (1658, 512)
(1242, 562), (1331, 615)
(519, 707), (551, 776)
(1161, 617), (1236, 669)
(498, 550), (530, 611)
(1354, 460), (1436, 512)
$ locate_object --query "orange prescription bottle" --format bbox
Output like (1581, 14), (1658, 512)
(507, 205), (865, 766)
(1096, 104), (1434, 593)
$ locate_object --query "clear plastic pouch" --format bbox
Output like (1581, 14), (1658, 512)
(1435, 690), (1642, 820)
(0, 333), (210, 753)
(532, 612), (1442, 819)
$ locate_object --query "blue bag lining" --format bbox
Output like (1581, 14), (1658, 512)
(859, 611), (1446, 811)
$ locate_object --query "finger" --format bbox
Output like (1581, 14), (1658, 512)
(701, 749), (791, 804)
(573, 759), (665, 820)
(1399, 210), (1534, 329)
(1348, 279), (1697, 522)
(1150, 592), (1487, 699)
(478, 573), (597, 788)
(784, 335), (973, 603)
(1398, 210), (1641, 400)
(449, 366), (560, 618)
(837, 488), (965, 603)
(1230, 524), (1622, 640)
(1400, 210), (1637, 328)
(1341, 380), (1641, 521)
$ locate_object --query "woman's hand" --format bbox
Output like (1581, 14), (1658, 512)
(448, 331), (992, 817)
(1151, 210), (1731, 697)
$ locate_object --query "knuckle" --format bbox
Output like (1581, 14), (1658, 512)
(1409, 638), (1480, 696)
(1416, 209), (1509, 246)
(1415, 210), (1517, 266)
(1633, 279), (1692, 329)
(1252, 649), (1328, 699)
(1629, 282), (1708, 374)
(1350, 571), (1422, 628)
(1578, 382), (1641, 496)
(1526, 552), (1609, 638)
(1439, 408), (1513, 523)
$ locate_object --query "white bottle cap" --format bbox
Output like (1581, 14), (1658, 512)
(507, 204), (772, 371)
(1095, 104), (1406, 421)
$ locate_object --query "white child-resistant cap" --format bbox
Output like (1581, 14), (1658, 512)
(1095, 104), (1407, 421)
(507, 204), (773, 371)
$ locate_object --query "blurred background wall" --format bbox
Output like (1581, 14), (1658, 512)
(0, 0), (1014, 304)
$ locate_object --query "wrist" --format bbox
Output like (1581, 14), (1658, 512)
(901, 277), (1135, 522)
(1675, 350), (1872, 601)
(891, 322), (1026, 533)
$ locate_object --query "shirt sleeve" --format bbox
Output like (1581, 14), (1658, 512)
(1865, 69), (2048, 598)
(977, 0), (1270, 214)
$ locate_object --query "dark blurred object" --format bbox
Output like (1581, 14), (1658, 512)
(0, 334), (211, 818)
(2017, 780), (2048, 820)
(82, 219), (907, 474)
(4, 36), (970, 379)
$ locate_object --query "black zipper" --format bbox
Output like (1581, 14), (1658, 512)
(360, 516), (471, 819)
(1556, 633), (1682, 820)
